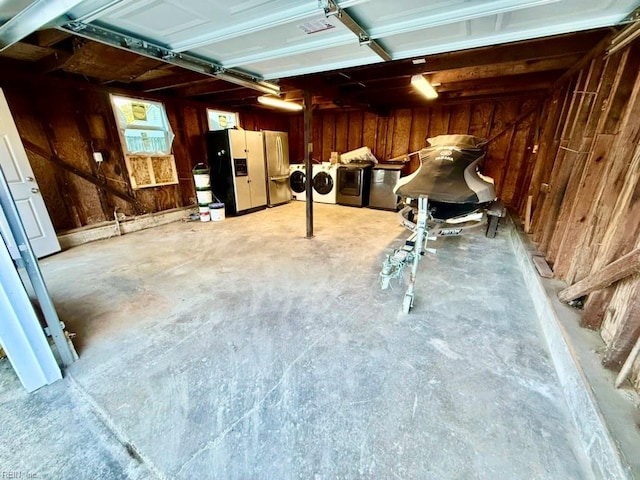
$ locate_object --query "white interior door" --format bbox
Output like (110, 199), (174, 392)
(0, 88), (60, 259)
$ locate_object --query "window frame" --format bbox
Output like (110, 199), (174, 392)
(109, 94), (179, 190)
(207, 109), (240, 131)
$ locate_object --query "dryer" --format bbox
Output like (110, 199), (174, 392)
(289, 164), (307, 201)
(336, 165), (372, 207)
(312, 163), (338, 204)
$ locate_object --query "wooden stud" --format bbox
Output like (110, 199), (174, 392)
(524, 195), (533, 233)
(534, 68), (588, 253)
(600, 276), (640, 370)
(552, 133), (616, 280)
(530, 82), (573, 236)
(547, 55), (606, 266)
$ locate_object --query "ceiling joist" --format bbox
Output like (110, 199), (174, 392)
(57, 21), (281, 95)
(332, 30), (608, 86)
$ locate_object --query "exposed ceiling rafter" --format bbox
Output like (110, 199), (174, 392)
(57, 21), (281, 95)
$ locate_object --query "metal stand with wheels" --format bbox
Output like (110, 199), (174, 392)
(380, 195), (436, 313)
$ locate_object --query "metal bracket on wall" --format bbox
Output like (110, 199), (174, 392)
(321, 0), (392, 62)
(57, 21), (280, 95)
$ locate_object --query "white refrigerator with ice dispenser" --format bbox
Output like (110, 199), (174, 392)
(263, 131), (291, 207)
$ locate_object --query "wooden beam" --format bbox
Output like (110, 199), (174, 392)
(177, 79), (242, 97)
(61, 40), (164, 83)
(340, 71), (559, 97)
(137, 72), (210, 92)
(22, 138), (139, 205)
(429, 54), (581, 84)
(0, 61), (252, 113)
(551, 28), (618, 91)
(35, 49), (73, 74)
(558, 248), (640, 303)
(34, 29), (71, 47)
(441, 81), (554, 98)
(334, 29), (609, 85)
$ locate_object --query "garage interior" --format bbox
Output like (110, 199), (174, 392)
(1, 0), (640, 478)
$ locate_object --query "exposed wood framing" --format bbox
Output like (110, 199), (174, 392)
(287, 97), (540, 209)
(523, 35), (640, 388)
(558, 249), (640, 303)
(22, 138), (139, 205)
(0, 75), (290, 231)
(582, 143), (640, 329)
(601, 276), (640, 369)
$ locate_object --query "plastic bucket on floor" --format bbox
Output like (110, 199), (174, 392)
(209, 202), (225, 222)
(192, 163), (210, 189)
(196, 188), (213, 205)
(198, 204), (211, 222)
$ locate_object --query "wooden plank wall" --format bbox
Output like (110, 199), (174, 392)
(1, 82), (288, 232)
(525, 41), (640, 391)
(288, 97), (541, 210)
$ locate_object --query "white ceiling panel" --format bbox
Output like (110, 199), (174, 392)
(499, 0), (635, 31)
(381, 0), (639, 60)
(105, 0), (209, 37)
(358, 0), (562, 38)
(73, 0), (325, 48)
(3, 0), (639, 88)
(190, 15), (355, 68)
(242, 42), (382, 79)
(83, 0), (637, 80)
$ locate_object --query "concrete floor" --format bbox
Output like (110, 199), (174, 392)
(0, 202), (592, 479)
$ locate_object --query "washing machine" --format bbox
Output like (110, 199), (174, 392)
(312, 163), (338, 204)
(289, 164), (307, 201)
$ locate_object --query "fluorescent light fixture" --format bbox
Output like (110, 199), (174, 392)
(411, 74), (438, 100)
(257, 96), (303, 111)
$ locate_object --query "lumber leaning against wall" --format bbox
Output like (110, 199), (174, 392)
(525, 39), (640, 391)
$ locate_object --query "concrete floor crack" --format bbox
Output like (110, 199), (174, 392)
(175, 300), (369, 476)
(66, 373), (167, 480)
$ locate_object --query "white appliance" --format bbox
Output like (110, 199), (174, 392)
(289, 164), (306, 201)
(312, 163), (338, 204)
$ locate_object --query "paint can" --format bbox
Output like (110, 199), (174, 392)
(198, 204), (211, 222)
(209, 202), (225, 222)
(195, 188), (213, 205)
(192, 163), (210, 189)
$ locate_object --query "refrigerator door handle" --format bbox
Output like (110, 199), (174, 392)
(270, 174), (289, 181)
(276, 136), (283, 172)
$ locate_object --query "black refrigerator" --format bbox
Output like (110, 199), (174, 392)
(205, 129), (267, 216)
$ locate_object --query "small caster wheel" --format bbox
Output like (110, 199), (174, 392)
(403, 293), (413, 313)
